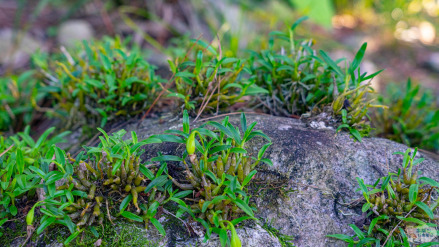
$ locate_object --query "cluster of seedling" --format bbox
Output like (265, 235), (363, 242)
(54, 128), (169, 233)
(168, 40), (267, 115)
(328, 148), (439, 246)
(4, 112), (274, 246)
(153, 111), (272, 245)
(36, 37), (160, 128)
(247, 18), (385, 140)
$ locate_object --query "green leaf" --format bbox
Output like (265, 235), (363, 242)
(319, 50), (343, 77)
(258, 143), (271, 160)
(183, 110), (190, 134)
(419, 177), (439, 187)
(64, 230), (81, 245)
(357, 238), (377, 246)
(412, 158), (424, 166)
(414, 201), (434, 219)
(244, 85), (269, 95)
(121, 211), (143, 222)
(362, 202), (371, 213)
(89, 226), (99, 237)
(150, 134), (185, 144)
(326, 234), (354, 243)
(208, 121), (233, 140)
(396, 216), (427, 225)
(230, 147), (247, 154)
(173, 190), (193, 199)
(291, 16), (309, 31)
(208, 145), (232, 155)
(349, 224), (365, 239)
(175, 71), (195, 78)
(419, 242), (439, 247)
(368, 215), (389, 236)
(54, 146), (66, 167)
(120, 194), (133, 213)
(409, 184), (418, 203)
(0, 218), (7, 227)
(144, 175), (168, 193)
(246, 130), (271, 143)
(233, 198), (254, 217)
(167, 92), (186, 100)
(349, 129), (362, 142)
(37, 216), (56, 234)
(167, 59), (177, 73)
(139, 164), (155, 180)
(218, 228), (228, 247)
(240, 113), (247, 134)
(362, 69), (384, 81)
(350, 43), (367, 74)
(260, 158), (273, 166)
(35, 127), (55, 149)
(150, 217), (166, 236)
(242, 170), (257, 187)
(356, 177), (368, 194)
(10, 205), (18, 216)
(190, 39), (217, 56)
(151, 155), (183, 162)
(16, 148), (24, 174)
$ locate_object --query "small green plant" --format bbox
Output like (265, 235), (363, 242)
(36, 37), (161, 128)
(372, 79), (439, 153)
(0, 127), (69, 223)
(248, 18), (385, 140)
(336, 109), (363, 142)
(328, 148), (439, 246)
(167, 40), (267, 114)
(24, 128), (175, 244)
(153, 110), (272, 246)
(0, 71), (47, 132)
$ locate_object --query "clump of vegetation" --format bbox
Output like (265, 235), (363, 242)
(372, 79), (439, 152)
(0, 71), (47, 132)
(328, 148), (439, 246)
(154, 111), (272, 246)
(248, 18), (385, 140)
(0, 127), (69, 224)
(36, 37), (161, 128)
(167, 41), (267, 115)
(25, 128), (174, 245)
(59, 129), (167, 231)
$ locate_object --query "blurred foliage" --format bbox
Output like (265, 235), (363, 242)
(0, 71), (46, 132)
(373, 80), (439, 152)
(333, 0), (438, 45)
(34, 37), (161, 129)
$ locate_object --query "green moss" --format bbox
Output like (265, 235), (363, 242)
(43, 219), (162, 247)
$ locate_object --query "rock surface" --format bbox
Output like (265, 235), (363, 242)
(123, 114), (439, 247)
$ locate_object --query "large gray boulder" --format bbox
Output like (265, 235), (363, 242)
(122, 114), (439, 247)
